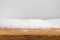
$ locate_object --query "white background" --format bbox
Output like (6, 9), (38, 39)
(0, 0), (60, 19)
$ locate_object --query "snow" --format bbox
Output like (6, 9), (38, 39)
(0, 18), (60, 28)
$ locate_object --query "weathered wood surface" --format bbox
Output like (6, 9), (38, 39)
(0, 28), (60, 35)
(0, 35), (60, 40)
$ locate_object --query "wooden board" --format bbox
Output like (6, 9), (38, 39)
(0, 28), (60, 35)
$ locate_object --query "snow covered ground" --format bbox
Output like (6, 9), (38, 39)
(0, 18), (60, 28)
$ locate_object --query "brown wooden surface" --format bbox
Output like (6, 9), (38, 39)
(0, 28), (60, 35)
(0, 35), (60, 40)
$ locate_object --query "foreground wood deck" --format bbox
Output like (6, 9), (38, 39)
(0, 28), (60, 35)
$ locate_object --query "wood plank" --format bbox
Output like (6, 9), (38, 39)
(0, 28), (60, 35)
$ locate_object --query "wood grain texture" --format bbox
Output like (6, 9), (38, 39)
(0, 28), (60, 35)
(0, 35), (60, 40)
